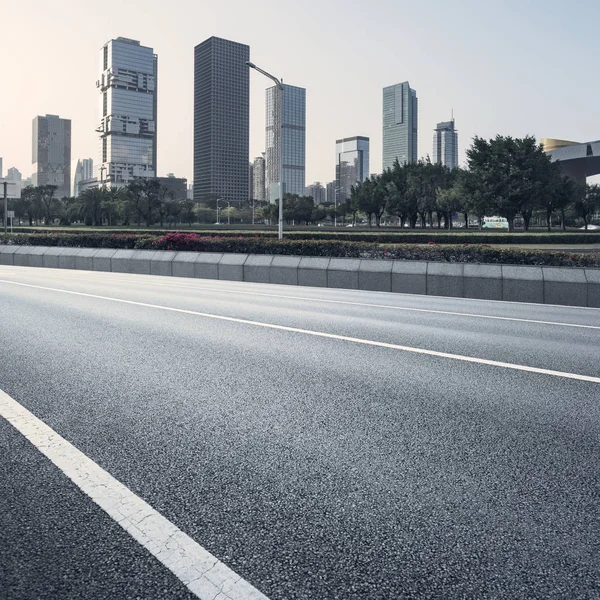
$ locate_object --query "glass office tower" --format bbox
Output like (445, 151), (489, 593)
(335, 136), (369, 202)
(382, 81), (418, 171)
(32, 114), (71, 198)
(194, 37), (250, 205)
(433, 119), (458, 169)
(97, 37), (157, 187)
(265, 83), (306, 201)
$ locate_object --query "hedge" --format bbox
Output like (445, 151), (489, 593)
(3, 232), (599, 268)
(7, 227), (600, 245)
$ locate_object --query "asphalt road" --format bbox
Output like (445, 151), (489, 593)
(0, 265), (599, 600)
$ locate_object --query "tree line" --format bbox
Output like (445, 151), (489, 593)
(4, 136), (600, 230)
(348, 135), (599, 231)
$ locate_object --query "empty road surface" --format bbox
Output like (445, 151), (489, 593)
(1, 265), (599, 600)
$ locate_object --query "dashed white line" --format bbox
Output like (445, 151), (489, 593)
(0, 389), (269, 600)
(1, 278), (599, 384)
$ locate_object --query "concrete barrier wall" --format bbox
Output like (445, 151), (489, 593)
(0, 245), (598, 308)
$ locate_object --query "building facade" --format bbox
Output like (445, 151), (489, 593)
(97, 37), (157, 188)
(252, 154), (266, 201)
(433, 119), (458, 169)
(305, 182), (326, 204)
(326, 181), (337, 205)
(156, 175), (187, 200)
(74, 158), (94, 196)
(265, 83), (306, 201)
(32, 114), (71, 197)
(382, 81), (418, 171)
(194, 36), (249, 205)
(336, 136), (369, 202)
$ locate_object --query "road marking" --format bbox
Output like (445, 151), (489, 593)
(0, 388), (269, 600)
(3, 268), (599, 330)
(1, 278), (599, 384)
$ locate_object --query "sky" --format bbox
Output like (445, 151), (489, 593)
(2, 0), (599, 187)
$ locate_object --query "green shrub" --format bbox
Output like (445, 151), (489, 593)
(3, 232), (599, 268)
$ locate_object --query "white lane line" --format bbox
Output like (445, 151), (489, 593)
(1, 278), (599, 385)
(2, 269), (599, 330)
(0, 389), (269, 600)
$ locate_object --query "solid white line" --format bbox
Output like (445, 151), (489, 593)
(3, 268), (599, 330)
(0, 389), (269, 600)
(1, 278), (599, 384)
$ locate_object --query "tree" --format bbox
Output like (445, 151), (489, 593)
(540, 170), (577, 231)
(576, 184), (600, 229)
(78, 188), (105, 226)
(35, 185), (58, 225)
(466, 135), (556, 232)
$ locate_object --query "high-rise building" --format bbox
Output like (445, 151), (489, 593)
(32, 114), (71, 198)
(336, 136), (369, 202)
(252, 154), (266, 201)
(7, 167), (22, 181)
(265, 83), (306, 201)
(326, 181), (337, 205)
(0, 158), (3, 179)
(98, 37), (157, 187)
(382, 81), (418, 171)
(305, 182), (326, 204)
(74, 158), (94, 196)
(433, 119), (458, 169)
(194, 36), (249, 205)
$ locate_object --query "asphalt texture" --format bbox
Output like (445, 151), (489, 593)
(0, 266), (599, 600)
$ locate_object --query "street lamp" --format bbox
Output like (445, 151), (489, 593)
(246, 61), (284, 240)
(334, 186), (343, 228)
(216, 198), (230, 225)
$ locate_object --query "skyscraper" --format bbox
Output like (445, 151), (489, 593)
(265, 83), (306, 201)
(336, 136), (370, 202)
(305, 182), (326, 204)
(252, 154), (266, 201)
(382, 81), (418, 171)
(32, 114), (71, 197)
(98, 37), (157, 187)
(74, 158), (94, 196)
(194, 36), (249, 205)
(433, 119), (458, 169)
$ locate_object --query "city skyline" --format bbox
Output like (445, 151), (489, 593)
(2, 1), (600, 188)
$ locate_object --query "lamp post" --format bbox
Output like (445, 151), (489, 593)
(246, 61), (284, 240)
(216, 198), (230, 225)
(333, 186), (343, 227)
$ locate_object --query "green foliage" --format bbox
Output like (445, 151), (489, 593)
(5, 231), (599, 268)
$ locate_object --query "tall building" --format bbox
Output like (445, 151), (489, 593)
(336, 136), (369, 202)
(194, 36), (249, 205)
(0, 157), (3, 179)
(326, 181), (337, 204)
(433, 119), (458, 169)
(252, 154), (266, 201)
(305, 182), (326, 204)
(7, 167), (22, 181)
(32, 114), (71, 198)
(382, 81), (418, 171)
(265, 83), (306, 201)
(98, 37), (157, 187)
(74, 158), (94, 196)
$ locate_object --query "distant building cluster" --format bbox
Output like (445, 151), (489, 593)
(4, 35), (466, 205)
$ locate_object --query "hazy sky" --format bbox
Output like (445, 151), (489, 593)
(2, 0), (599, 186)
